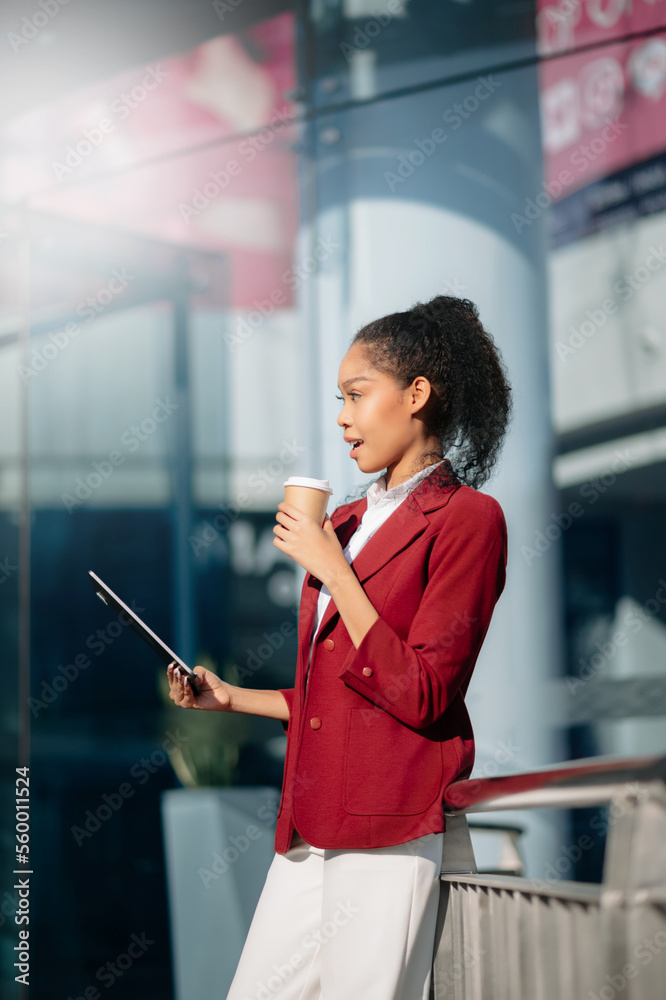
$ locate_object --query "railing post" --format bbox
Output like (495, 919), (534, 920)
(431, 812), (478, 1000)
(441, 812), (478, 875)
(599, 780), (666, 1000)
(432, 756), (666, 1000)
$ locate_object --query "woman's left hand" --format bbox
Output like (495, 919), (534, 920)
(273, 503), (348, 587)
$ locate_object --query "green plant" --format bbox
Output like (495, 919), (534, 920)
(156, 653), (247, 787)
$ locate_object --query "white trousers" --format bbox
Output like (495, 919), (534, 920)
(225, 831), (444, 1000)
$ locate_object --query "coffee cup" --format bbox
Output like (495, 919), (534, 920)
(283, 476), (333, 525)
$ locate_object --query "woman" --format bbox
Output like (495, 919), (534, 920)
(168, 293), (512, 999)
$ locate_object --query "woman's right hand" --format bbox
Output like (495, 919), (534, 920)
(167, 662), (234, 712)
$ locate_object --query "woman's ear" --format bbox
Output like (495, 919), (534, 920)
(410, 375), (432, 413)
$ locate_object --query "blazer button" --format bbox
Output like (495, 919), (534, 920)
(323, 638), (335, 651)
(310, 717), (322, 730)
(362, 667), (373, 677)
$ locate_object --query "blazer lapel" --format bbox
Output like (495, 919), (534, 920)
(303, 476), (459, 650)
(331, 507), (365, 551)
(303, 505), (364, 591)
(314, 478), (461, 639)
(298, 502), (366, 664)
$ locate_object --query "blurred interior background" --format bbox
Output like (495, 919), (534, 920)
(1, 0), (665, 996)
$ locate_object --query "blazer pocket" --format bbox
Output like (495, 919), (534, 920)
(343, 708), (445, 816)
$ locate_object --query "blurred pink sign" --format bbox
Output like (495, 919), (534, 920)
(539, 33), (666, 195)
(537, 0), (666, 55)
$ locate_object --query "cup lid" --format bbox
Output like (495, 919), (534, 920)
(283, 476), (333, 494)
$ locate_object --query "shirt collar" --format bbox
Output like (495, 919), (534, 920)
(366, 460), (445, 511)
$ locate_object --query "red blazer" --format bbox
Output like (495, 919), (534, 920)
(274, 475), (508, 854)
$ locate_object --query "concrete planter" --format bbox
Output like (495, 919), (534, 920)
(161, 786), (280, 1000)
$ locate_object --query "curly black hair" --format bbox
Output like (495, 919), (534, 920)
(339, 294), (512, 503)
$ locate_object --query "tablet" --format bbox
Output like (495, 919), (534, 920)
(88, 570), (201, 696)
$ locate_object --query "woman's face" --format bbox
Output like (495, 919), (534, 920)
(336, 342), (432, 480)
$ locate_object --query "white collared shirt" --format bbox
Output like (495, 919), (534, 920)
(307, 460), (444, 668)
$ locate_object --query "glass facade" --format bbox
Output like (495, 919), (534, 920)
(537, 0), (666, 879)
(1, 8), (304, 996)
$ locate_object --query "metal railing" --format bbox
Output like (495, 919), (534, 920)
(431, 753), (666, 1000)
